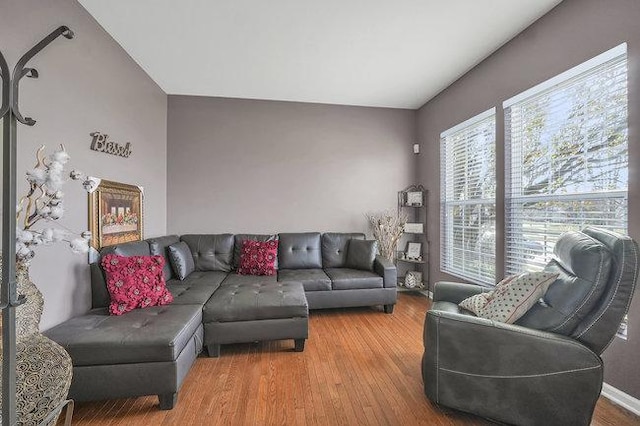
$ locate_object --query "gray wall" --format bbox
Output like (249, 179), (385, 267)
(1, 0), (167, 329)
(167, 96), (415, 235)
(416, 0), (640, 398)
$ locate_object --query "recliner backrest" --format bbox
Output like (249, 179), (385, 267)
(516, 230), (613, 336)
(572, 227), (639, 354)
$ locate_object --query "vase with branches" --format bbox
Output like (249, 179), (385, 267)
(0, 144), (94, 425)
(366, 210), (408, 261)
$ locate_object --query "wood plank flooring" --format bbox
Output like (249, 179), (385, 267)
(65, 293), (639, 425)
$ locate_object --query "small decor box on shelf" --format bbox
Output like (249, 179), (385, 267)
(404, 191), (423, 207)
(404, 271), (423, 289)
(404, 223), (424, 234)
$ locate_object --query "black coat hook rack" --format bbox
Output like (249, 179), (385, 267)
(0, 25), (73, 426)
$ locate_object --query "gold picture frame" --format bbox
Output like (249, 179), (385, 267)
(89, 179), (143, 251)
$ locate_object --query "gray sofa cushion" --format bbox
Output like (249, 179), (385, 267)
(233, 234), (279, 270)
(166, 271), (227, 305)
(278, 269), (331, 292)
(220, 272), (277, 287)
(181, 234), (235, 272)
(45, 304), (203, 366)
(321, 233), (365, 268)
(148, 235), (181, 281)
(100, 240), (151, 257)
(278, 232), (322, 269)
(203, 281), (308, 323)
(345, 239), (378, 271)
(168, 241), (196, 280)
(325, 268), (384, 290)
(516, 231), (613, 335)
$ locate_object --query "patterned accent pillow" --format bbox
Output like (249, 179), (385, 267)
(101, 254), (174, 316)
(459, 272), (558, 323)
(238, 240), (279, 276)
(459, 275), (517, 315)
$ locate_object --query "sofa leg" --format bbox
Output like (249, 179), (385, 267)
(384, 304), (395, 314)
(294, 339), (305, 352)
(207, 344), (221, 358)
(158, 392), (177, 410)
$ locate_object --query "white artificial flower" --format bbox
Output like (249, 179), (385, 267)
(82, 178), (98, 192)
(51, 228), (67, 242)
(49, 205), (64, 220)
(16, 243), (32, 259)
(69, 170), (84, 180)
(70, 238), (89, 254)
(46, 174), (65, 192)
(16, 229), (34, 243)
(53, 190), (64, 199)
(26, 168), (47, 185)
(50, 149), (70, 164)
(36, 206), (51, 217)
(41, 228), (54, 243)
(48, 160), (64, 173)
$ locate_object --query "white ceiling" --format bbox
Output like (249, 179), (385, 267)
(78, 0), (563, 109)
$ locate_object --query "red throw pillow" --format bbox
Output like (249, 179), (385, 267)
(101, 254), (173, 316)
(237, 240), (278, 276)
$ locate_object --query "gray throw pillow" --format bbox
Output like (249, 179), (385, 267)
(345, 239), (378, 271)
(168, 241), (195, 280)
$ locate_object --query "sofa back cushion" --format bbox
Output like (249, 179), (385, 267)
(345, 239), (378, 271)
(180, 234), (235, 272)
(516, 231), (612, 335)
(278, 232), (322, 269)
(148, 235), (180, 280)
(233, 234), (279, 270)
(322, 233), (365, 268)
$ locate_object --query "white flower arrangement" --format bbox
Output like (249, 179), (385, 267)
(16, 145), (93, 263)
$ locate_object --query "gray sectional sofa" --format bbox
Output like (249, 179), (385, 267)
(45, 232), (397, 409)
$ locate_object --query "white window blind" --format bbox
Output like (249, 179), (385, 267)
(504, 44), (628, 275)
(441, 108), (496, 284)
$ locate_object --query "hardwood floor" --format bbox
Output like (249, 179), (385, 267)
(66, 293), (639, 425)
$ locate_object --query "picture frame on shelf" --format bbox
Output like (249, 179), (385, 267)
(406, 242), (422, 260)
(405, 271), (423, 288)
(405, 191), (423, 207)
(404, 222), (424, 234)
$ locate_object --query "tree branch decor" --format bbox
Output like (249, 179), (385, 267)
(366, 210), (408, 261)
(15, 144), (93, 264)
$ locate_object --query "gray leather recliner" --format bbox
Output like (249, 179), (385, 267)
(422, 227), (639, 426)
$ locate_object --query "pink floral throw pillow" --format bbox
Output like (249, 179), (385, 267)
(237, 240), (278, 276)
(101, 254), (173, 316)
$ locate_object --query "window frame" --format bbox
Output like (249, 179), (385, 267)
(440, 108), (497, 285)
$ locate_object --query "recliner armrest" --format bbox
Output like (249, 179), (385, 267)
(373, 256), (397, 288)
(423, 310), (603, 425)
(433, 281), (490, 303)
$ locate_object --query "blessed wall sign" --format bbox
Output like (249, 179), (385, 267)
(90, 132), (132, 158)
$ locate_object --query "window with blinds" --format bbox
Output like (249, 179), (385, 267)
(441, 108), (496, 284)
(504, 44), (628, 275)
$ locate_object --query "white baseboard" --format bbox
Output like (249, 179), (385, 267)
(601, 382), (640, 416)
